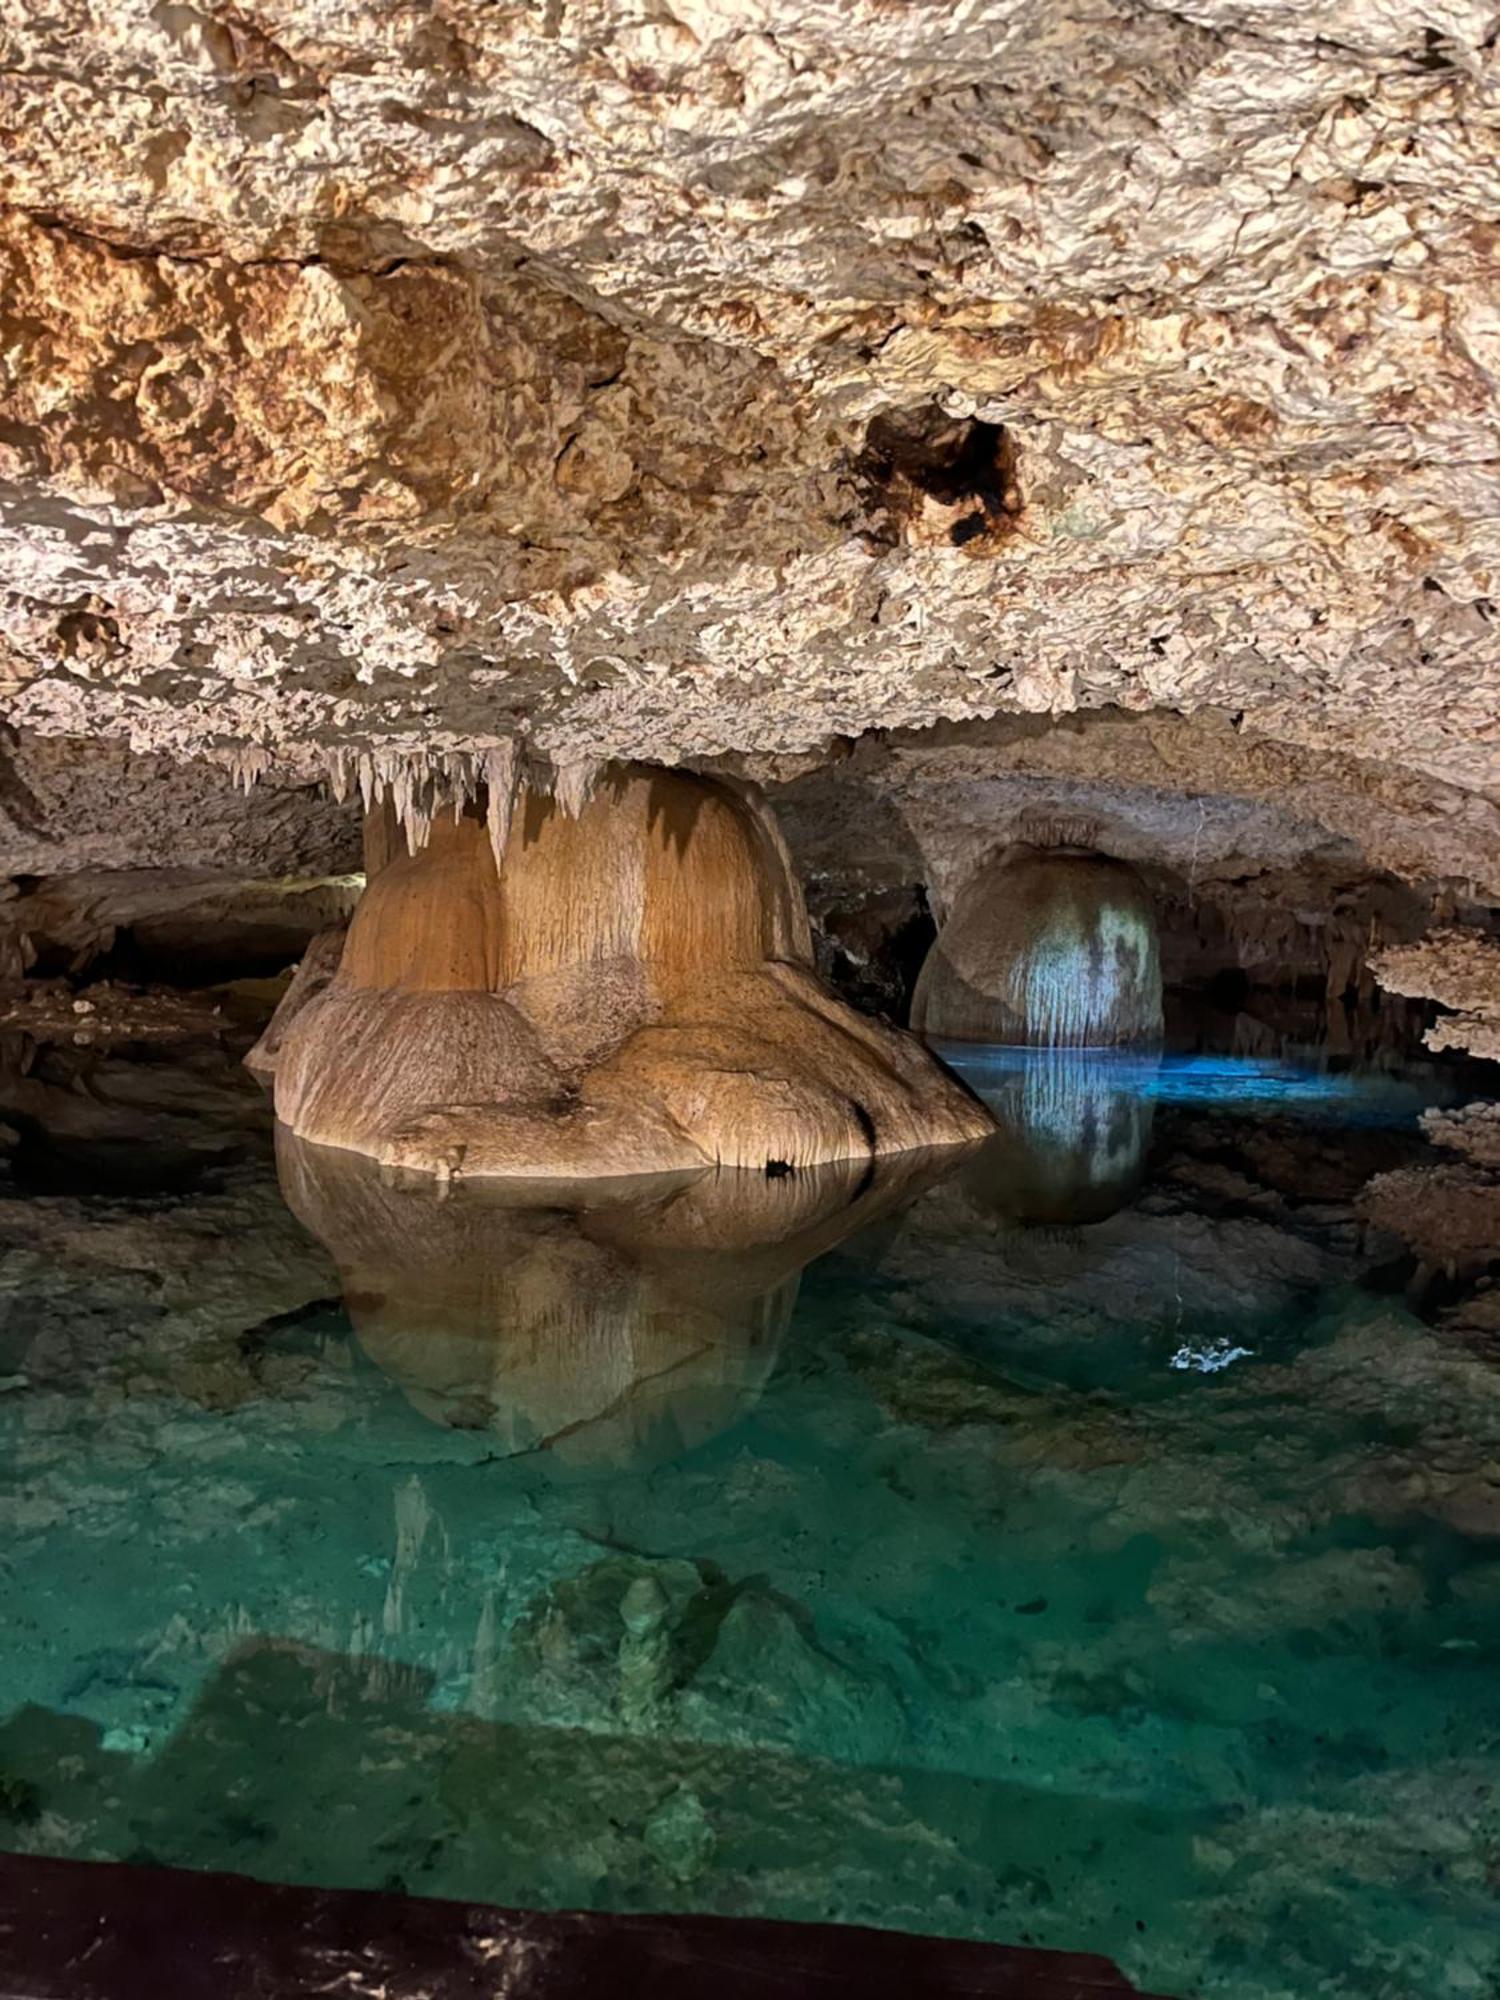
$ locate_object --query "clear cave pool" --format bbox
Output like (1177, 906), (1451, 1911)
(2, 1032), (1500, 2000)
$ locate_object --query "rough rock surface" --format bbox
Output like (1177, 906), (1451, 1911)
(0, 2), (1497, 850)
(0, 732), (358, 879)
(1372, 928), (1500, 1058)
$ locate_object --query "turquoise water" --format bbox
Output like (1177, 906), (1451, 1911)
(2, 1042), (1499, 1998)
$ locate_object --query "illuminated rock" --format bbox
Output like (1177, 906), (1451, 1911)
(258, 765), (991, 1179)
(913, 847), (1162, 1049)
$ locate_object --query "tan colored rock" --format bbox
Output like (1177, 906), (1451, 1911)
(769, 713), (1500, 911)
(913, 845), (1162, 1047)
(244, 925), (345, 1076)
(1371, 929), (1500, 1061)
(0, 0), (1497, 871)
(264, 765), (991, 1178)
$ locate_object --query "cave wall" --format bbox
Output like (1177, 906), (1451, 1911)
(768, 711), (1493, 1036)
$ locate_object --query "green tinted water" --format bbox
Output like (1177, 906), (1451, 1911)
(2, 1046), (1499, 1999)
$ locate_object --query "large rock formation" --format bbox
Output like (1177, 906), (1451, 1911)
(258, 765), (990, 1178)
(913, 846), (1163, 1047)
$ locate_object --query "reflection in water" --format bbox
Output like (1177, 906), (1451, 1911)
(933, 1040), (1470, 1231)
(277, 1132), (957, 1467)
(937, 1047), (1158, 1227)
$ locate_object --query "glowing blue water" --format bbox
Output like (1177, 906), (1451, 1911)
(937, 1043), (1458, 1127)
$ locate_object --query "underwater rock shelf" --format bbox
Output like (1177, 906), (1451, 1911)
(0, 1854), (1161, 2000)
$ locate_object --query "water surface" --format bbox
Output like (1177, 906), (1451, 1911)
(2, 1039), (1498, 2000)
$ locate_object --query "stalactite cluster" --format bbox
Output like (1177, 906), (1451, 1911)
(218, 740), (605, 878)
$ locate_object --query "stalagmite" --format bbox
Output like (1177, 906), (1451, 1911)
(257, 762), (992, 1180)
(913, 845), (1163, 1048)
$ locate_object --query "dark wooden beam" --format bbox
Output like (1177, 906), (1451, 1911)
(0, 1853), (1167, 2000)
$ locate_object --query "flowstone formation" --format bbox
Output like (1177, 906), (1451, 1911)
(913, 847), (1162, 1048)
(259, 764), (990, 1179)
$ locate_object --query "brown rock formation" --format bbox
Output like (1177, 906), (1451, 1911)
(259, 766), (990, 1179)
(913, 846), (1162, 1048)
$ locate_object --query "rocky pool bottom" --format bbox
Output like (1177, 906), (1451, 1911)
(1, 1024), (1499, 2000)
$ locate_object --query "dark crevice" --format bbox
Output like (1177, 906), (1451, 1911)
(851, 405), (1022, 553)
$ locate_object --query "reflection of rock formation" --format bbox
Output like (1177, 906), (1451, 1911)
(957, 1051), (1156, 1227)
(259, 766), (990, 1181)
(913, 847), (1162, 1049)
(277, 1130), (955, 1467)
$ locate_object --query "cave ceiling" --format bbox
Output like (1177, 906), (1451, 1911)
(0, 0), (1498, 888)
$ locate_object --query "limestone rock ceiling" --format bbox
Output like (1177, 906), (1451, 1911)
(1, 0), (1498, 834)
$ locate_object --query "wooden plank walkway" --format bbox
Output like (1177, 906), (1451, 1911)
(0, 1853), (1170, 2000)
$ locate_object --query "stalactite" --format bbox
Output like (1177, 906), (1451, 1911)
(441, 750), (474, 823)
(321, 746), (355, 805)
(225, 745), (271, 795)
(323, 741), (524, 866)
(552, 755), (601, 821)
(482, 741), (519, 875)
